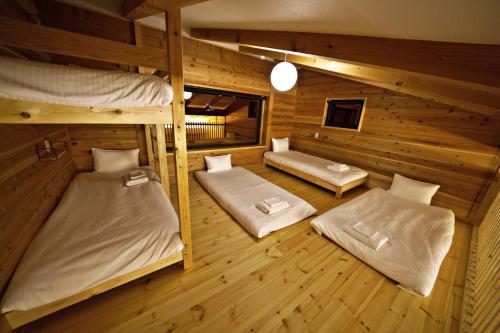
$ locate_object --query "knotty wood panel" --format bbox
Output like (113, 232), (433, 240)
(67, 125), (149, 171)
(226, 105), (256, 139)
(268, 87), (297, 145)
(0, 124), (76, 294)
(19, 164), (472, 333)
(291, 70), (499, 221)
(473, 190), (500, 332)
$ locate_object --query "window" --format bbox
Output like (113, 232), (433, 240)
(323, 98), (366, 131)
(165, 86), (266, 150)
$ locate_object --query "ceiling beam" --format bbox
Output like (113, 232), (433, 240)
(239, 46), (500, 117)
(123, 0), (210, 19)
(0, 15), (169, 70)
(191, 28), (500, 88)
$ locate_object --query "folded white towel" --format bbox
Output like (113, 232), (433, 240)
(327, 164), (349, 172)
(129, 169), (146, 180)
(352, 222), (377, 239)
(125, 177), (149, 187)
(343, 227), (388, 250)
(256, 201), (290, 215)
(263, 197), (284, 208)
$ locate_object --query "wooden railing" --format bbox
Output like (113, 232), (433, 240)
(165, 122), (226, 142)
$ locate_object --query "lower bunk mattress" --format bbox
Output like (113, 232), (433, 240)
(1, 168), (183, 312)
(195, 166), (317, 238)
(311, 188), (455, 296)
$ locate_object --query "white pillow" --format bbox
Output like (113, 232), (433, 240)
(388, 173), (440, 205)
(91, 148), (139, 172)
(272, 137), (289, 152)
(205, 154), (232, 173)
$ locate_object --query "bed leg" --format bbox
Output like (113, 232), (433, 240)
(335, 191), (342, 199)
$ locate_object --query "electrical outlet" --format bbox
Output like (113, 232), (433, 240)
(314, 132), (319, 139)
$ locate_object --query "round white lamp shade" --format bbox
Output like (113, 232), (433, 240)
(270, 61), (298, 92)
(184, 91), (193, 99)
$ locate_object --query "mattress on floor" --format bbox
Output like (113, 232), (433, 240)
(1, 168), (183, 313)
(0, 56), (173, 107)
(195, 166), (317, 238)
(311, 188), (455, 296)
(264, 150), (368, 186)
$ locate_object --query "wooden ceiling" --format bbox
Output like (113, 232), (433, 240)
(186, 93), (249, 116)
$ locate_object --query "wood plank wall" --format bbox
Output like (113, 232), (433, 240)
(0, 125), (76, 294)
(291, 70), (499, 221)
(226, 105), (256, 139)
(460, 189), (500, 332)
(67, 125), (148, 171)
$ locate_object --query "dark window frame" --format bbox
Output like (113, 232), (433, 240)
(322, 98), (367, 131)
(180, 85), (267, 150)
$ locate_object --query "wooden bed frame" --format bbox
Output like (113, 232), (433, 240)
(0, 8), (193, 330)
(263, 157), (367, 199)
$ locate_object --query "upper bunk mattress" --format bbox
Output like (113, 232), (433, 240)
(195, 166), (317, 238)
(311, 188), (455, 296)
(264, 150), (368, 186)
(0, 56), (173, 107)
(1, 168), (183, 313)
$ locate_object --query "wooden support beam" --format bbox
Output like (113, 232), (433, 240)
(239, 46), (500, 117)
(0, 15), (169, 70)
(133, 22), (157, 75)
(0, 98), (172, 124)
(144, 125), (156, 169)
(155, 124), (170, 197)
(192, 28), (500, 88)
(123, 0), (210, 19)
(166, 9), (193, 269)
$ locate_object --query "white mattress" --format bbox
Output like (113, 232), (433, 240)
(1, 168), (183, 312)
(195, 166), (317, 238)
(311, 188), (455, 296)
(0, 56), (173, 107)
(264, 150), (368, 186)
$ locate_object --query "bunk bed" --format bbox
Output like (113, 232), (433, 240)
(0, 10), (191, 330)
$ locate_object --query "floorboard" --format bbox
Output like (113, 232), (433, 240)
(17, 164), (471, 333)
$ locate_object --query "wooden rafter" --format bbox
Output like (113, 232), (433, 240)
(123, 0), (210, 19)
(165, 9), (193, 269)
(239, 46), (500, 117)
(191, 28), (500, 88)
(0, 16), (169, 70)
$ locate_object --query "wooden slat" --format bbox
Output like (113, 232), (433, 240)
(0, 98), (172, 124)
(3, 251), (183, 329)
(133, 21), (157, 75)
(166, 9), (193, 269)
(0, 15), (169, 70)
(144, 125), (156, 168)
(191, 28), (500, 87)
(124, 0), (210, 19)
(155, 124), (170, 197)
(239, 46), (500, 117)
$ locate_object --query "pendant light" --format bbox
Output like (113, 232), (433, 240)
(270, 53), (298, 92)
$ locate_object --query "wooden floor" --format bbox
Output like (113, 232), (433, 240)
(17, 164), (471, 333)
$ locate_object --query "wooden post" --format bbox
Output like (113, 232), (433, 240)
(155, 124), (170, 198)
(166, 9), (193, 269)
(144, 124), (156, 168)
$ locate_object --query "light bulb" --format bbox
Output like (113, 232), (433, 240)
(184, 91), (193, 99)
(270, 61), (298, 92)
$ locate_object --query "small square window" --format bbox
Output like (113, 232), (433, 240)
(322, 98), (366, 131)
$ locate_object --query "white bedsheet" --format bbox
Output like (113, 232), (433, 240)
(1, 168), (182, 313)
(311, 188), (455, 296)
(264, 150), (368, 186)
(0, 56), (173, 107)
(195, 167), (317, 238)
